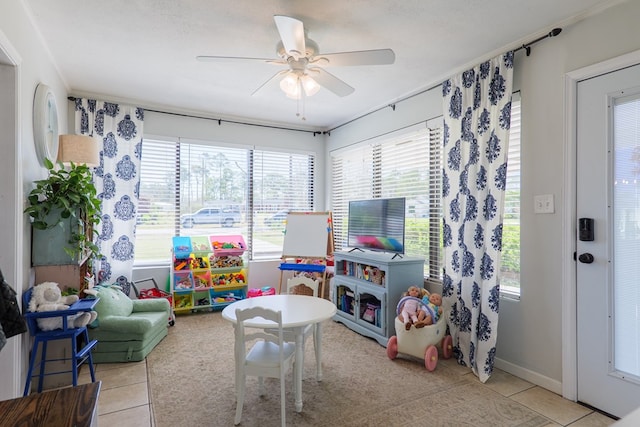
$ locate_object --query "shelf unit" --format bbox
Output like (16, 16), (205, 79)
(331, 250), (425, 347)
(171, 235), (247, 314)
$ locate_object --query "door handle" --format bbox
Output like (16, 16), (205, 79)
(578, 253), (594, 264)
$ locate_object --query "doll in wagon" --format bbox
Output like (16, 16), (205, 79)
(397, 285), (427, 330)
(388, 286), (451, 371)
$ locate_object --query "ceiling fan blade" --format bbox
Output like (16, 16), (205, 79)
(274, 15), (306, 59)
(308, 68), (354, 97)
(313, 49), (396, 66)
(196, 55), (286, 65)
(251, 70), (289, 96)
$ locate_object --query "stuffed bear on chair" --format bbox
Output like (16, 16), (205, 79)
(28, 282), (98, 331)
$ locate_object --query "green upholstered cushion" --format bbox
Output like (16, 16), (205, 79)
(92, 285), (134, 317)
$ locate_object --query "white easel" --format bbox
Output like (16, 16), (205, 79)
(278, 212), (334, 298)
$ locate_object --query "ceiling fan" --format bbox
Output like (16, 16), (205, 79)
(196, 15), (395, 100)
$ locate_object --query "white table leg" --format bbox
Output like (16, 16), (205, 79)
(233, 325), (240, 400)
(315, 322), (323, 381)
(295, 327), (304, 412)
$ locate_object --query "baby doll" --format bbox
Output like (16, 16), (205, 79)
(398, 286), (425, 330)
(420, 292), (443, 325)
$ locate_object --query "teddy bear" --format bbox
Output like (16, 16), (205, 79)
(28, 282), (98, 331)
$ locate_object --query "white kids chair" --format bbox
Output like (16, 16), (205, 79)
(233, 307), (296, 427)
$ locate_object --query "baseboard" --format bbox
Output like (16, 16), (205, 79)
(494, 357), (562, 395)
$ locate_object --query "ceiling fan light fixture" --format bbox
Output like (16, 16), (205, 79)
(280, 72), (301, 99)
(301, 75), (320, 97)
(279, 72), (320, 99)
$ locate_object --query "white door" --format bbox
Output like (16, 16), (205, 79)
(577, 63), (640, 418)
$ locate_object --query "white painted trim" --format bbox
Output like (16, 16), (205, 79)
(495, 357), (562, 395)
(562, 48), (640, 402)
(0, 28), (22, 65)
(0, 26), (24, 400)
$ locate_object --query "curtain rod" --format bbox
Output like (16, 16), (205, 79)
(514, 28), (562, 56)
(66, 97), (323, 136)
(325, 27), (562, 135)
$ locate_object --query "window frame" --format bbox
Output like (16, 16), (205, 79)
(134, 137), (316, 265)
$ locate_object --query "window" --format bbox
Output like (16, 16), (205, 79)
(135, 138), (314, 263)
(501, 95), (521, 294)
(330, 95), (521, 291)
(331, 126), (443, 281)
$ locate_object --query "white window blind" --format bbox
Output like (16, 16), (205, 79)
(250, 149), (315, 260)
(501, 95), (521, 293)
(331, 128), (439, 278)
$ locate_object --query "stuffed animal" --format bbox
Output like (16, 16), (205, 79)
(28, 282), (98, 331)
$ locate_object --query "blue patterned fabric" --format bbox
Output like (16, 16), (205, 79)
(441, 52), (514, 383)
(74, 98), (144, 294)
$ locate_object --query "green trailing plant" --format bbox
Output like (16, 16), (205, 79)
(24, 158), (102, 261)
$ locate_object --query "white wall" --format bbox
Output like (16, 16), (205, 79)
(0, 2), (70, 400)
(326, 1), (640, 392)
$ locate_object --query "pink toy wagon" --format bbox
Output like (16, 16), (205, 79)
(386, 297), (453, 371)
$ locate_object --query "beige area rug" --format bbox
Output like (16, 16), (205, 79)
(147, 312), (550, 427)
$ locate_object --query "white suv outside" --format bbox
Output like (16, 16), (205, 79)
(180, 206), (241, 228)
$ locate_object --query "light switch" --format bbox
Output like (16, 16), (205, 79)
(534, 194), (554, 214)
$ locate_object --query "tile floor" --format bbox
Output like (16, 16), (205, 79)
(78, 360), (154, 427)
(79, 358), (617, 427)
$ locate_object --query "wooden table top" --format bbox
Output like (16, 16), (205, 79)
(0, 381), (101, 427)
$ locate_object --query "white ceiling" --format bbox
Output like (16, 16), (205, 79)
(24, 0), (614, 131)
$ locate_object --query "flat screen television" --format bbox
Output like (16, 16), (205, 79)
(347, 197), (406, 253)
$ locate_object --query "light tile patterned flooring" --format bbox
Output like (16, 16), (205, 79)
(79, 358), (617, 427)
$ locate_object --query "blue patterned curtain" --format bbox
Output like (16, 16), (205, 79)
(441, 52), (514, 382)
(74, 98), (144, 295)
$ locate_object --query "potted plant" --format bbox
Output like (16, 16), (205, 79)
(24, 158), (102, 262)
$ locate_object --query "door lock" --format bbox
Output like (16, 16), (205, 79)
(578, 253), (594, 264)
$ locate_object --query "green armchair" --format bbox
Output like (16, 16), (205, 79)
(85, 285), (170, 363)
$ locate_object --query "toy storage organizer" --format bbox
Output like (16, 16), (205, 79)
(171, 235), (247, 313)
(331, 250), (425, 347)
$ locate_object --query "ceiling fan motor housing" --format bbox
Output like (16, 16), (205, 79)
(276, 38), (319, 60)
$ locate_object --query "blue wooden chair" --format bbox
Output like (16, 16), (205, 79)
(22, 287), (99, 396)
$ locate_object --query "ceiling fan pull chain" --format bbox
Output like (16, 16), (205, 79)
(300, 78), (307, 121)
(296, 78), (301, 118)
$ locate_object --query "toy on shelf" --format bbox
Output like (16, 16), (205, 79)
(172, 236), (192, 259)
(173, 272), (193, 290)
(174, 293), (193, 310)
(173, 257), (192, 271)
(191, 256), (210, 270)
(193, 271), (212, 290)
(210, 255), (243, 269)
(211, 271), (246, 286)
(190, 236), (211, 253)
(210, 235), (246, 256)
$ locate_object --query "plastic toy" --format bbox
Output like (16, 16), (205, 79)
(387, 291), (453, 371)
(420, 292), (443, 326)
(397, 285), (424, 330)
